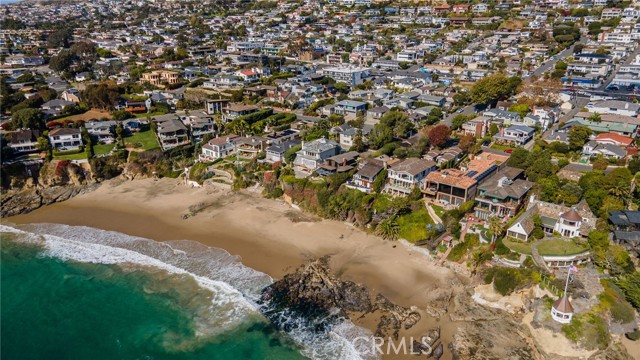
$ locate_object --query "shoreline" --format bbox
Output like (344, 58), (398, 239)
(7, 177), (464, 359)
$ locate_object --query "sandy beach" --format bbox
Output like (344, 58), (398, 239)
(8, 177), (464, 359)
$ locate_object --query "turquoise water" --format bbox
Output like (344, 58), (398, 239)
(1, 234), (306, 360)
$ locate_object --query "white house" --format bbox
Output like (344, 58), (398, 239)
(48, 128), (83, 150)
(293, 138), (340, 173)
(200, 135), (240, 161)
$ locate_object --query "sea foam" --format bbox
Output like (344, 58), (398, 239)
(1, 223), (378, 360)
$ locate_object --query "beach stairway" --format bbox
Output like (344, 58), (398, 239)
(531, 242), (552, 275)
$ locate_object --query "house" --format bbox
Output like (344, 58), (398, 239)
(586, 100), (640, 117)
(41, 99), (74, 117)
(48, 127), (83, 150)
(582, 141), (627, 159)
(156, 118), (190, 150)
(200, 135), (240, 161)
(293, 138), (341, 173)
(384, 158), (438, 197)
(422, 159), (498, 207)
(61, 89), (80, 103)
(317, 151), (360, 176)
(85, 120), (117, 143)
(265, 139), (301, 164)
(125, 100), (147, 113)
(188, 116), (216, 143)
(462, 116), (490, 138)
(122, 118), (147, 133)
(543, 130), (570, 144)
(493, 125), (535, 145)
(235, 136), (267, 159)
(594, 132), (633, 147)
(474, 167), (533, 221)
(367, 106), (389, 122)
(334, 100), (367, 116)
(224, 104), (260, 121)
(506, 198), (596, 241)
(265, 129), (300, 145)
(8, 129), (41, 154)
(609, 210), (640, 256)
(346, 158), (385, 193)
(319, 66), (370, 87)
(206, 99), (230, 115)
(75, 72), (90, 82)
(141, 70), (181, 87)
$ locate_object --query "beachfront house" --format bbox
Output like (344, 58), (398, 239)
(200, 135), (240, 162)
(506, 198), (596, 241)
(8, 129), (41, 154)
(473, 167), (533, 221)
(48, 128), (83, 150)
(293, 138), (340, 173)
(384, 158), (437, 197)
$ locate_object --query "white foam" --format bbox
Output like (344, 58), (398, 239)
(2, 223), (376, 360)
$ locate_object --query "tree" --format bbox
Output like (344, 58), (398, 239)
(81, 83), (121, 110)
(349, 129), (366, 152)
(112, 110), (132, 121)
(507, 148), (530, 169)
(470, 73), (521, 105)
(593, 158), (609, 171)
(588, 112), (602, 123)
(284, 144), (301, 164)
(428, 125), (450, 148)
(373, 169), (388, 193)
(458, 134), (476, 153)
(451, 114), (472, 130)
(11, 108), (44, 130)
(36, 136), (51, 152)
(568, 125), (592, 151)
(617, 272), (640, 309)
(628, 157), (640, 175)
(49, 49), (74, 73)
(525, 151), (553, 182)
(508, 103), (530, 118)
(489, 216), (504, 243)
(555, 61), (568, 71)
(376, 217), (400, 241)
(47, 27), (72, 48)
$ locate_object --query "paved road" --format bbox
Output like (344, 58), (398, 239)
(527, 39), (586, 79)
(442, 104), (476, 127)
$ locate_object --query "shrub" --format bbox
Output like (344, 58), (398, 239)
(483, 267), (538, 296)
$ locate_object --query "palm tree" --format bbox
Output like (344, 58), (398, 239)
(489, 217), (504, 243)
(609, 182), (631, 208)
(376, 217), (400, 241)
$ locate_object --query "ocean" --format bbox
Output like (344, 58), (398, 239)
(1, 224), (374, 360)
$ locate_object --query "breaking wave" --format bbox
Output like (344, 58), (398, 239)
(0, 223), (377, 360)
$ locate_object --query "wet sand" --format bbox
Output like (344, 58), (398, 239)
(8, 178), (462, 359)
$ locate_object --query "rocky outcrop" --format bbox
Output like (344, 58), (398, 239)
(1, 160), (97, 218)
(260, 257), (421, 337)
(1, 184), (98, 217)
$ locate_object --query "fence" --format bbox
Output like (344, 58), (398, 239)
(540, 273), (563, 297)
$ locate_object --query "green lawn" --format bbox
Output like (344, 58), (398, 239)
(491, 143), (517, 152)
(397, 209), (434, 243)
(537, 239), (589, 256)
(134, 111), (168, 118)
(431, 204), (445, 218)
(54, 152), (87, 161)
(124, 130), (160, 151)
(94, 143), (115, 155)
(503, 238), (589, 256)
(503, 238), (533, 254)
